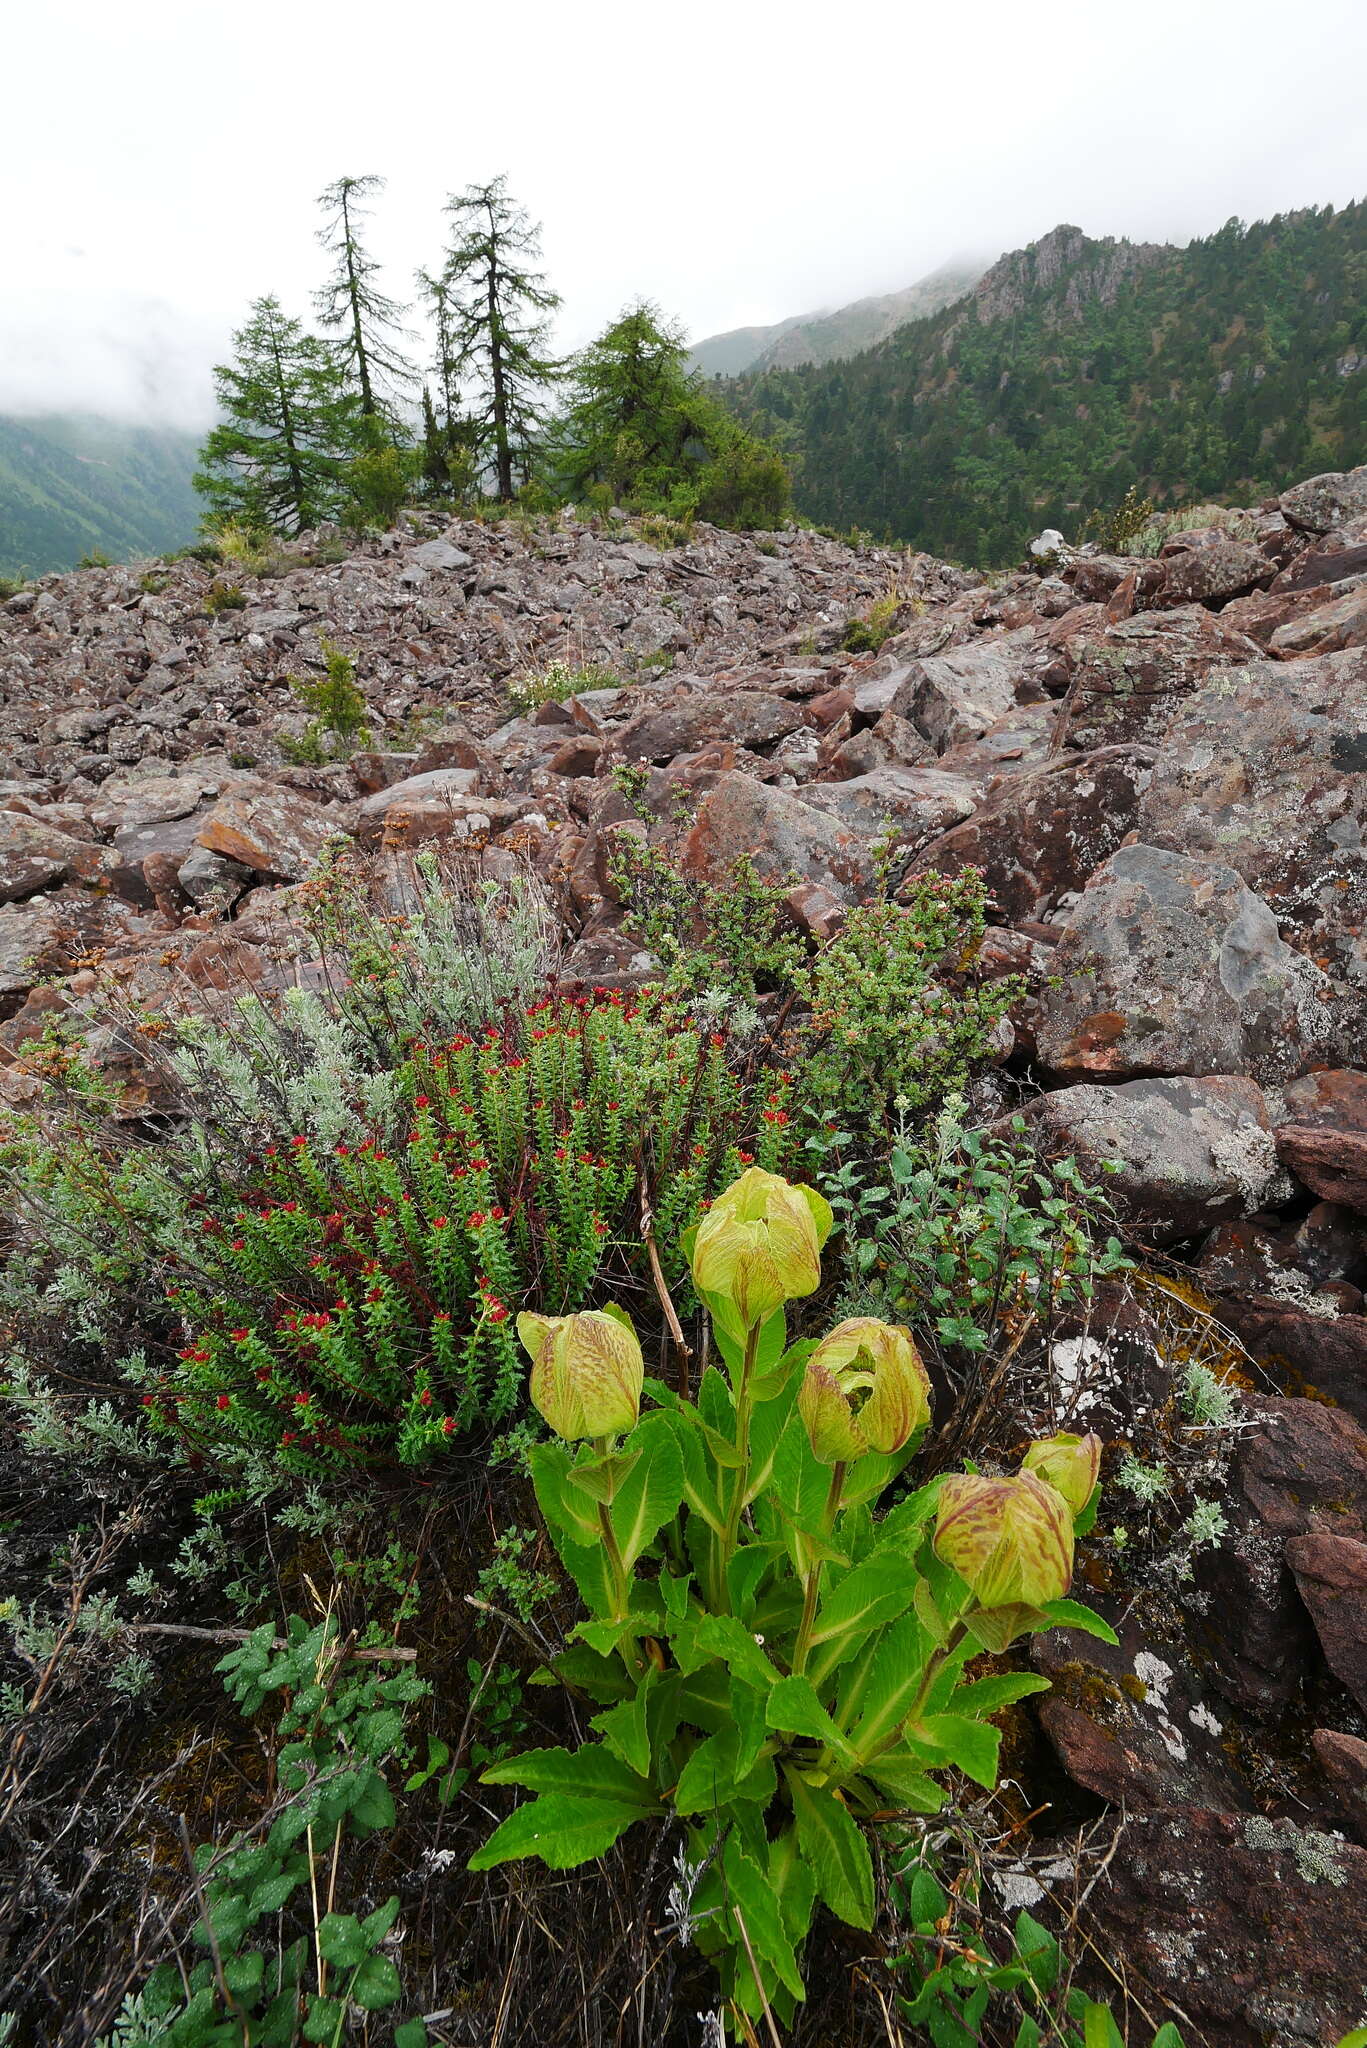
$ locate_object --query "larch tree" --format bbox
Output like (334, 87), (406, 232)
(433, 176), (562, 500)
(314, 174), (416, 428)
(554, 300), (712, 502)
(194, 295), (354, 535)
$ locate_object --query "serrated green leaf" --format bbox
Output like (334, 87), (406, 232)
(720, 1835), (806, 2003)
(765, 1674), (855, 1765)
(1041, 1598), (1120, 1645)
(468, 1793), (642, 1870)
(690, 1612), (778, 1690)
(673, 1726), (776, 1814)
(349, 1773), (395, 1833)
(862, 1750), (946, 1811)
(786, 1770), (873, 1928)
(480, 1743), (654, 1805)
(609, 1411), (684, 1569)
(843, 1610), (935, 1759)
(551, 1642), (634, 1702)
(222, 1948), (266, 1995)
(529, 1441), (599, 1543)
(949, 1673), (1052, 1716)
(805, 1553), (918, 1687)
(592, 1678), (652, 1778)
(908, 1711), (1000, 1789)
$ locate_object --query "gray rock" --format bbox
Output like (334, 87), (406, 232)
(1016, 1074), (1277, 1239)
(1035, 844), (1341, 1084)
(1280, 464), (1367, 534)
(411, 539), (474, 572)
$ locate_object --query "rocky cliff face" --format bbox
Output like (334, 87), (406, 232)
(4, 468), (1367, 2040)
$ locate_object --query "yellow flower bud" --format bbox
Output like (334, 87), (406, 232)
(933, 1471), (1074, 1612)
(797, 1317), (931, 1464)
(518, 1308), (643, 1443)
(690, 1167), (833, 1331)
(1020, 1432), (1102, 1517)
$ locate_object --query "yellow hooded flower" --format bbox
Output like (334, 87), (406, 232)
(690, 1167), (833, 1331)
(1020, 1432), (1102, 1518)
(797, 1317), (931, 1464)
(518, 1308), (643, 1443)
(933, 1471), (1073, 1612)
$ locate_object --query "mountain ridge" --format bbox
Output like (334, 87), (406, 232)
(687, 256), (986, 378)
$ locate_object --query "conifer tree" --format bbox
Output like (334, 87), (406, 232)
(314, 174), (416, 426)
(432, 177), (562, 500)
(194, 296), (354, 535)
(555, 300), (711, 501)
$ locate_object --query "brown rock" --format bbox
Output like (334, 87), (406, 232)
(680, 771), (872, 900)
(197, 785), (340, 880)
(1312, 1728), (1367, 1842)
(1276, 1127), (1367, 1212)
(1280, 462), (1367, 533)
(906, 745), (1150, 924)
(1137, 647), (1367, 988)
(1287, 1532), (1367, 1713)
(0, 812), (118, 902)
(1269, 579), (1367, 656)
(1091, 1809), (1367, 2048)
(1158, 536), (1272, 607)
(1194, 1396), (1367, 1707)
(1014, 1073), (1277, 1240)
(1054, 605), (1260, 751)
(614, 690), (803, 764)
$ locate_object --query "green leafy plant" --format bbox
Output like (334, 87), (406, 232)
(5, 989), (795, 1479)
(129, 1615), (428, 2046)
(469, 1165), (1112, 2039)
(840, 589), (900, 653)
(1082, 483), (1156, 556)
(287, 636), (371, 755)
(798, 874), (1020, 1141)
(892, 1862), (1185, 2047)
(837, 1100), (1129, 1355)
(205, 579), (249, 616)
(610, 845), (804, 1008)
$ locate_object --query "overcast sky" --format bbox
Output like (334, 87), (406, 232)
(4, 0), (1364, 426)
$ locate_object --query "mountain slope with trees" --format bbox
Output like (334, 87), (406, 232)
(720, 204), (1367, 562)
(0, 413), (200, 577)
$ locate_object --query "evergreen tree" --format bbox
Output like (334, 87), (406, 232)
(555, 300), (711, 501)
(433, 176), (562, 500)
(555, 300), (791, 527)
(194, 296), (354, 536)
(314, 174), (416, 426)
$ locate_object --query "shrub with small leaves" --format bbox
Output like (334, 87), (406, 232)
(129, 1615), (430, 2047)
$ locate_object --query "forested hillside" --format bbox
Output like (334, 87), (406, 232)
(721, 204), (1367, 561)
(0, 414), (200, 576)
(687, 258), (984, 377)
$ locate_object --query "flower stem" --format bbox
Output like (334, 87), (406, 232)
(791, 1461), (846, 1676)
(718, 1320), (763, 1605)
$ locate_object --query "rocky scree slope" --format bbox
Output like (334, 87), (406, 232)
(5, 472), (1367, 2040)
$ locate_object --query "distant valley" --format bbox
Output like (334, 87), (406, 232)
(0, 413), (200, 578)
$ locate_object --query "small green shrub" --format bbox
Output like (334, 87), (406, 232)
(343, 442), (420, 531)
(798, 873), (1020, 1141)
(835, 1098), (1129, 1355)
(840, 589), (900, 653)
(610, 845), (803, 1009)
(285, 635), (371, 756)
(76, 547), (112, 570)
(636, 513), (692, 550)
(1083, 483), (1155, 555)
(0, 574), (26, 603)
(892, 1860), (1185, 2046)
(128, 1615), (429, 2047)
(204, 579), (248, 617)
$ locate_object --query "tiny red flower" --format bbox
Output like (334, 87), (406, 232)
(230, 1329), (250, 1342)
(431, 1215), (449, 1230)
(490, 1206), (505, 1221)
(488, 1303), (508, 1322)
(294, 1392), (310, 1407)
(442, 1416), (455, 1435)
(216, 1395), (231, 1411)
(467, 1211), (487, 1228)
(414, 1095), (430, 1109)
(419, 1389), (433, 1407)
